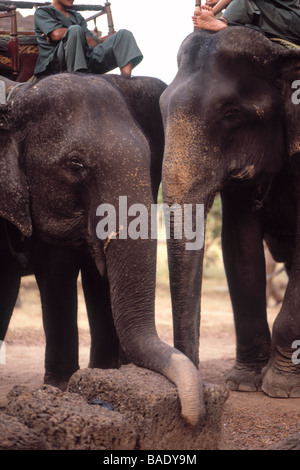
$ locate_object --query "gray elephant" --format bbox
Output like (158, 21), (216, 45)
(0, 73), (204, 426)
(160, 27), (300, 397)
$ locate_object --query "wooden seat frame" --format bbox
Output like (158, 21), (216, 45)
(0, 1), (115, 82)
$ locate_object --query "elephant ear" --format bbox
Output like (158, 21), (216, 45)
(280, 49), (300, 158)
(0, 103), (32, 237)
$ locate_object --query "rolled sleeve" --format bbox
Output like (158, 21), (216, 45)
(34, 7), (64, 37)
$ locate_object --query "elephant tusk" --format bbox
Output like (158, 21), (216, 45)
(104, 225), (124, 253)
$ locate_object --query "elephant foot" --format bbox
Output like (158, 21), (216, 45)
(262, 359), (300, 398)
(44, 369), (78, 391)
(226, 363), (266, 392)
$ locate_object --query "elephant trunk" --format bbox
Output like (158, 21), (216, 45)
(161, 344), (204, 426)
(166, 236), (206, 367)
(103, 236), (205, 426)
(162, 136), (214, 367)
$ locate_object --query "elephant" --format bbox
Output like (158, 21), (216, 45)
(0, 76), (125, 389)
(160, 26), (300, 398)
(0, 72), (205, 426)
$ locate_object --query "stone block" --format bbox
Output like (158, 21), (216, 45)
(1, 364), (228, 450)
(68, 364), (228, 450)
(0, 410), (47, 450)
(4, 383), (136, 450)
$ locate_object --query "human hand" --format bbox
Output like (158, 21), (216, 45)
(42, 33), (50, 43)
(205, 0), (218, 6)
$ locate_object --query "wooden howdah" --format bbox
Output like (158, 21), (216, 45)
(0, 1), (115, 82)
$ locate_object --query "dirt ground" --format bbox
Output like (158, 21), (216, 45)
(0, 244), (299, 451)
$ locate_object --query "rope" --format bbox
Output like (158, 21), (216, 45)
(269, 37), (300, 49)
(0, 2), (105, 11)
(6, 82), (28, 102)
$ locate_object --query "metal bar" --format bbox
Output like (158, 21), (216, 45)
(73, 4), (105, 12)
(0, 1), (105, 10)
(0, 2), (49, 8)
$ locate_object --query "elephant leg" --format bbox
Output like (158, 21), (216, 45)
(0, 258), (21, 340)
(34, 246), (80, 390)
(221, 188), (271, 391)
(81, 260), (121, 369)
(262, 170), (300, 398)
(0, 219), (22, 340)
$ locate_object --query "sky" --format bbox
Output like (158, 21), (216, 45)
(16, 0), (195, 84)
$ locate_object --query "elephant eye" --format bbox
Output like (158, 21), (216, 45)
(224, 111), (235, 119)
(67, 154), (85, 170)
(221, 108), (243, 131)
(223, 108), (240, 120)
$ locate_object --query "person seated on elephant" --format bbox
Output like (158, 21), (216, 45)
(34, 0), (143, 78)
(192, 0), (300, 45)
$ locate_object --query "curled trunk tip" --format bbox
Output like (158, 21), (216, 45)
(164, 352), (205, 426)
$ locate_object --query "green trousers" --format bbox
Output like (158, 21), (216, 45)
(223, 0), (300, 41)
(44, 26), (143, 75)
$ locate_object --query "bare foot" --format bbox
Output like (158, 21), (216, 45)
(193, 5), (214, 19)
(121, 61), (132, 78)
(202, 5), (214, 12)
(192, 8), (228, 31)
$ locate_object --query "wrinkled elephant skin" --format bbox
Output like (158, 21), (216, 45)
(160, 27), (300, 398)
(0, 73), (205, 425)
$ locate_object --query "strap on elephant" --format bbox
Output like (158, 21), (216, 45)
(269, 37), (300, 49)
(5, 81), (28, 101)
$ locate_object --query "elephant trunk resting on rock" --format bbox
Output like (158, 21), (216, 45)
(160, 26), (300, 398)
(0, 73), (205, 426)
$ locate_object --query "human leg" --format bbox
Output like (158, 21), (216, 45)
(120, 61), (133, 78)
(193, 0), (259, 31)
(89, 29), (143, 76)
(39, 25), (89, 75)
(57, 25), (90, 73)
(194, 0), (300, 40)
(221, 0), (260, 24)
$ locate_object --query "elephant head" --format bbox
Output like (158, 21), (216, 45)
(160, 27), (300, 369)
(0, 73), (205, 425)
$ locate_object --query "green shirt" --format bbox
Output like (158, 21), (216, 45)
(256, 0), (300, 38)
(34, 5), (94, 74)
(224, 0), (300, 42)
